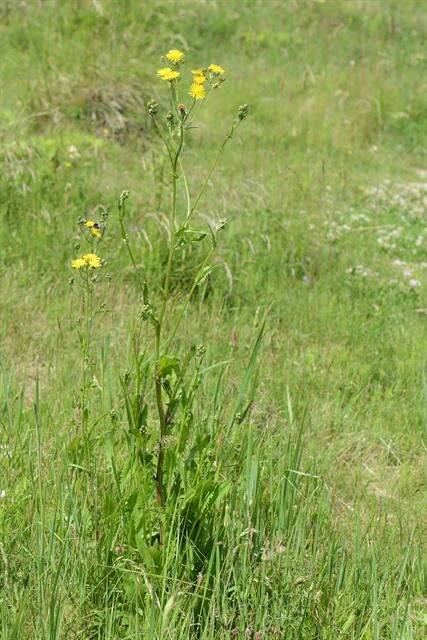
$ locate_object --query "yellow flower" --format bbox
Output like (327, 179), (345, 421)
(72, 253), (102, 269)
(84, 220), (102, 238)
(71, 258), (86, 269)
(165, 49), (185, 64)
(82, 253), (102, 268)
(189, 82), (206, 100)
(157, 67), (180, 81)
(191, 69), (206, 85)
(208, 64), (225, 75)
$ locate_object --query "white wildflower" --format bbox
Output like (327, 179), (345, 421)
(408, 279), (421, 288)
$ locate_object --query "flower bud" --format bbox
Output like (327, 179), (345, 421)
(166, 111), (176, 127)
(147, 100), (159, 118)
(237, 104), (249, 121)
(119, 190), (129, 207)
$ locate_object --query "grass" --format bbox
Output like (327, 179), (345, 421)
(0, 0), (426, 638)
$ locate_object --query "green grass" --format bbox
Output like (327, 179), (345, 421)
(0, 0), (426, 638)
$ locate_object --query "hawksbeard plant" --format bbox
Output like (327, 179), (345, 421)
(71, 49), (251, 557)
(70, 209), (108, 455)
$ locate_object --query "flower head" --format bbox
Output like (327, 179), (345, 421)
(191, 68), (206, 84)
(165, 49), (185, 65)
(208, 64), (225, 76)
(84, 220), (102, 238)
(157, 67), (180, 81)
(83, 253), (102, 268)
(71, 258), (86, 269)
(72, 253), (102, 269)
(189, 82), (206, 100)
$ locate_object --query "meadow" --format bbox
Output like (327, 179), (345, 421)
(0, 1), (426, 638)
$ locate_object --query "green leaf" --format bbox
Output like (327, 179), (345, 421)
(195, 264), (217, 286)
(175, 226), (207, 247)
(157, 355), (180, 378)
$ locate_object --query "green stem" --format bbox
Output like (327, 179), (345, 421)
(154, 116), (184, 529)
(81, 270), (93, 450)
(178, 158), (191, 220)
(154, 323), (166, 517)
(159, 121), (183, 327)
(187, 85), (213, 126)
(163, 246), (214, 352)
(188, 120), (237, 221)
(118, 199), (147, 302)
(152, 119), (174, 166)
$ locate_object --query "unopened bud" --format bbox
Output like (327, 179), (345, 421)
(212, 77), (225, 89)
(147, 100), (159, 117)
(166, 111), (176, 127)
(196, 345), (206, 358)
(119, 190), (129, 207)
(237, 104), (249, 121)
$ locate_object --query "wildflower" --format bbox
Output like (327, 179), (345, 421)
(72, 253), (102, 269)
(165, 49), (185, 65)
(68, 145), (80, 159)
(191, 68), (206, 84)
(157, 67), (180, 81)
(83, 253), (102, 268)
(71, 258), (86, 269)
(208, 63), (225, 75)
(84, 220), (102, 238)
(408, 278), (421, 288)
(189, 82), (206, 100)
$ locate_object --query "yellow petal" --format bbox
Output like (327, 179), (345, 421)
(71, 258), (86, 269)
